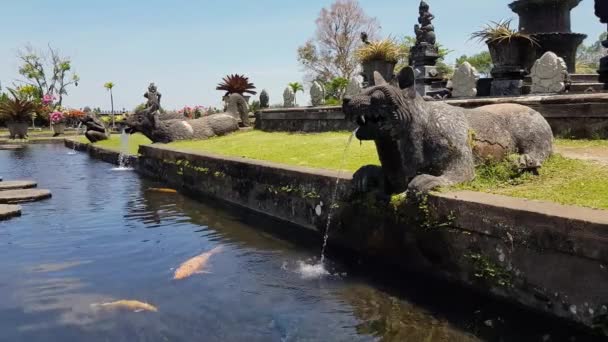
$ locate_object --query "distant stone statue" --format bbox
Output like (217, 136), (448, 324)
(451, 62), (479, 98)
(80, 110), (109, 143)
(530, 52), (568, 94)
(125, 89), (246, 143)
(310, 81), (325, 106)
(143, 83), (161, 113)
(414, 1), (436, 46)
(260, 89), (270, 108)
(224, 93), (251, 126)
(283, 87), (295, 107)
(345, 78), (362, 97)
(342, 68), (554, 194)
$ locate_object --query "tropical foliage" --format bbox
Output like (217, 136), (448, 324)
(288, 82), (304, 105)
(324, 77), (349, 101)
(470, 19), (537, 45)
(456, 52), (493, 76)
(576, 32), (607, 74)
(216, 74), (257, 96)
(356, 38), (402, 63)
(0, 89), (39, 123)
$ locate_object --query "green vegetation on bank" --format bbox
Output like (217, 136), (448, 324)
(554, 138), (608, 149)
(82, 132), (608, 209)
(77, 133), (151, 155)
(454, 154), (608, 210)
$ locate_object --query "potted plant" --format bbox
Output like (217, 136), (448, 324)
(356, 38), (402, 86)
(471, 19), (538, 78)
(0, 89), (38, 140)
(50, 110), (66, 136)
(216, 74), (257, 103)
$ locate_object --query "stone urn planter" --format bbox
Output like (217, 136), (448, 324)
(51, 123), (65, 136)
(487, 38), (534, 79)
(361, 60), (396, 87)
(6, 122), (28, 140)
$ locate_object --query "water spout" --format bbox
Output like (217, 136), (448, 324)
(112, 129), (133, 171)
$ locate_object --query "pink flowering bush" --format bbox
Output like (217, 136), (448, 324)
(50, 110), (65, 124)
(42, 94), (56, 105)
(179, 105), (207, 119)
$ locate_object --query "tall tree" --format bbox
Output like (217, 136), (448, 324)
(297, 0), (380, 82)
(456, 52), (493, 76)
(104, 82), (115, 129)
(17, 45), (79, 106)
(288, 82), (304, 106)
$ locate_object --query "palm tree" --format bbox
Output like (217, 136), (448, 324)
(288, 82), (304, 106)
(104, 82), (115, 129)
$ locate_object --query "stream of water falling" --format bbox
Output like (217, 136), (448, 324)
(112, 129), (132, 171)
(296, 129), (358, 279)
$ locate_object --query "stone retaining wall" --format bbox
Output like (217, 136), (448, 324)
(64, 138), (608, 333)
(256, 94), (608, 138)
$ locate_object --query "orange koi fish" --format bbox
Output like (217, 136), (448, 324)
(173, 246), (224, 280)
(147, 188), (178, 194)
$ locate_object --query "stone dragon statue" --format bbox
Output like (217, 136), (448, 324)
(125, 86), (249, 143)
(342, 67), (554, 194)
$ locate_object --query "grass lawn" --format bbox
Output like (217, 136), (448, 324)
(77, 133), (152, 155)
(554, 138), (608, 149)
(82, 132), (608, 209)
(168, 131), (380, 172)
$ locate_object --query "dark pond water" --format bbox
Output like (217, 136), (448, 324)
(0, 144), (602, 342)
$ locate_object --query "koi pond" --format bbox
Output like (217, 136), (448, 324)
(0, 144), (601, 341)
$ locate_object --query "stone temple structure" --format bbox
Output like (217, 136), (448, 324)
(509, 0), (586, 73)
(409, 0), (443, 96)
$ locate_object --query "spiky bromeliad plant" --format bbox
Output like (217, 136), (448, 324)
(356, 38), (402, 63)
(216, 74), (257, 97)
(0, 89), (39, 123)
(470, 19), (538, 46)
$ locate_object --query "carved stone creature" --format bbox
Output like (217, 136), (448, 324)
(530, 52), (568, 94)
(80, 112), (109, 143)
(224, 93), (251, 126)
(283, 87), (295, 107)
(125, 93), (246, 143)
(260, 89), (270, 108)
(342, 68), (553, 194)
(310, 81), (325, 107)
(451, 62), (479, 98)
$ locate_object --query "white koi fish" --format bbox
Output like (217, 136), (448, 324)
(91, 300), (158, 312)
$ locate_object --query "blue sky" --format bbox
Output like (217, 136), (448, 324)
(0, 0), (604, 110)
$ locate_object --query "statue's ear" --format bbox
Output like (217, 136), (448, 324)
(397, 66), (417, 99)
(373, 71), (387, 86)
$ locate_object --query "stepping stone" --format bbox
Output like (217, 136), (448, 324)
(0, 181), (37, 191)
(0, 204), (21, 220)
(0, 145), (25, 150)
(0, 189), (52, 204)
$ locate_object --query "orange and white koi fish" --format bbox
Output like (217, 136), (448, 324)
(147, 188), (178, 194)
(173, 246), (223, 280)
(91, 300), (158, 312)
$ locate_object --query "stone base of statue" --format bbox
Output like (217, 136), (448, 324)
(490, 65), (526, 96)
(409, 44), (439, 67)
(600, 56), (608, 88)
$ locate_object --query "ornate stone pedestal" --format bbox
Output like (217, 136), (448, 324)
(410, 1), (444, 97)
(509, 0), (586, 73)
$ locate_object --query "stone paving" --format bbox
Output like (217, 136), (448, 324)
(0, 204), (21, 220)
(0, 181), (37, 191)
(0, 189), (52, 204)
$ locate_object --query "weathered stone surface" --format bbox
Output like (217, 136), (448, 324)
(224, 93), (251, 126)
(345, 78), (362, 97)
(0, 144), (25, 150)
(80, 108), (109, 143)
(283, 87), (295, 108)
(0, 189), (52, 204)
(530, 52), (568, 94)
(451, 62), (479, 98)
(491, 79), (523, 96)
(342, 68), (553, 193)
(310, 81), (325, 107)
(0, 204), (21, 220)
(0, 181), (37, 191)
(256, 107), (357, 132)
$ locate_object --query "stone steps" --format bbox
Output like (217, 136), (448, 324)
(0, 145), (25, 150)
(568, 82), (606, 93)
(571, 74), (600, 83)
(0, 204), (21, 220)
(0, 189), (52, 204)
(0, 181), (37, 191)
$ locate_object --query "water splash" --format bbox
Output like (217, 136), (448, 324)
(112, 129), (133, 171)
(296, 129), (358, 278)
